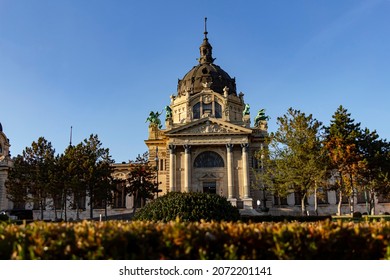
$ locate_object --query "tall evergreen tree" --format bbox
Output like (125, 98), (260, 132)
(6, 137), (56, 219)
(83, 134), (115, 219)
(5, 155), (30, 208)
(324, 105), (362, 215)
(358, 128), (390, 214)
(61, 134), (114, 220)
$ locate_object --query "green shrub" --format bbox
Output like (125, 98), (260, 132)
(1, 220), (390, 260)
(353, 212), (362, 218)
(133, 192), (240, 222)
(240, 215), (332, 223)
(0, 213), (9, 222)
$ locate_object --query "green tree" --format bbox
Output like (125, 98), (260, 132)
(257, 108), (326, 216)
(61, 144), (87, 220)
(46, 154), (67, 220)
(6, 137), (56, 219)
(61, 134), (114, 220)
(125, 152), (158, 214)
(5, 155), (30, 208)
(358, 128), (390, 214)
(82, 135), (114, 219)
(24, 137), (56, 219)
(323, 105), (362, 215)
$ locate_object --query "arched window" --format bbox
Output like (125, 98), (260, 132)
(215, 102), (222, 118)
(193, 102), (201, 119)
(192, 101), (223, 119)
(194, 151), (224, 168)
(0, 143), (2, 154)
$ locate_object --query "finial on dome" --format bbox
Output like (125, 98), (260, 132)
(199, 17), (214, 64)
(204, 17), (208, 39)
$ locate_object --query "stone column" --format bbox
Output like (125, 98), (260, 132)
(226, 144), (234, 199)
(241, 143), (250, 198)
(241, 143), (253, 209)
(183, 145), (191, 192)
(168, 144), (176, 192)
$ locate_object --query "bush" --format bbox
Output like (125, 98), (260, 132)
(0, 213), (9, 222)
(240, 215), (332, 223)
(353, 212), (362, 218)
(1, 220), (390, 259)
(133, 192), (240, 222)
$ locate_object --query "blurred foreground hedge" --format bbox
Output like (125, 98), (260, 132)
(1, 220), (390, 259)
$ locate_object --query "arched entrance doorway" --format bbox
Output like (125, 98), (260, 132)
(193, 151), (224, 194)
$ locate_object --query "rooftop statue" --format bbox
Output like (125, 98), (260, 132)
(146, 111), (162, 129)
(254, 109), (269, 127)
(165, 106), (172, 120)
(243, 103), (250, 115)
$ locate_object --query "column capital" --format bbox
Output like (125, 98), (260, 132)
(168, 144), (176, 153)
(183, 144), (191, 154)
(241, 143), (249, 152)
(226, 143), (234, 152)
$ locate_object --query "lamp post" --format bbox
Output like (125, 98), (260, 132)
(260, 143), (269, 212)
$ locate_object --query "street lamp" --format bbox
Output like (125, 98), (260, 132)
(260, 143), (269, 212)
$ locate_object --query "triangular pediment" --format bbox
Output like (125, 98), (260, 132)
(165, 117), (252, 136)
(199, 173), (218, 180)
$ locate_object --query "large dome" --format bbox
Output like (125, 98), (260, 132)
(177, 31), (237, 96)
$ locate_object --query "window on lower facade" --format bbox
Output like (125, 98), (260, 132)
(294, 192), (308, 206)
(377, 194), (390, 203)
(317, 188), (329, 204)
(335, 191), (350, 204)
(72, 194), (86, 210)
(113, 181), (127, 208)
(53, 195), (63, 210)
(356, 190), (368, 204)
(273, 195), (288, 206)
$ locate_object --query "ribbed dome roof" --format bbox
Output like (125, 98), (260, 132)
(0, 122), (2, 132)
(177, 22), (237, 96)
(178, 62), (237, 96)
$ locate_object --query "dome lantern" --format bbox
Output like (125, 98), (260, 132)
(177, 18), (237, 97)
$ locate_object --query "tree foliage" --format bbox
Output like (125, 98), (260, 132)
(5, 134), (115, 220)
(125, 152), (158, 213)
(256, 108), (327, 215)
(6, 137), (55, 219)
(323, 105), (364, 215)
(60, 134), (115, 219)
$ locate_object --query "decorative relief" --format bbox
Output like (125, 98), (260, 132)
(187, 122), (229, 134)
(202, 94), (212, 104)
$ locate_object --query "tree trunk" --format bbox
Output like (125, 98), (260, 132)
(337, 191), (342, 216)
(349, 174), (355, 215)
(370, 191), (376, 215)
(314, 186), (318, 216)
(104, 198), (108, 221)
(76, 199), (80, 220)
(54, 202), (58, 221)
(40, 197), (44, 220)
(301, 194), (306, 216)
(132, 190), (138, 215)
(63, 190), (67, 222)
(89, 185), (94, 220)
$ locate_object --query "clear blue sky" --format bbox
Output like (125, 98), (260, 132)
(1, 0), (389, 163)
